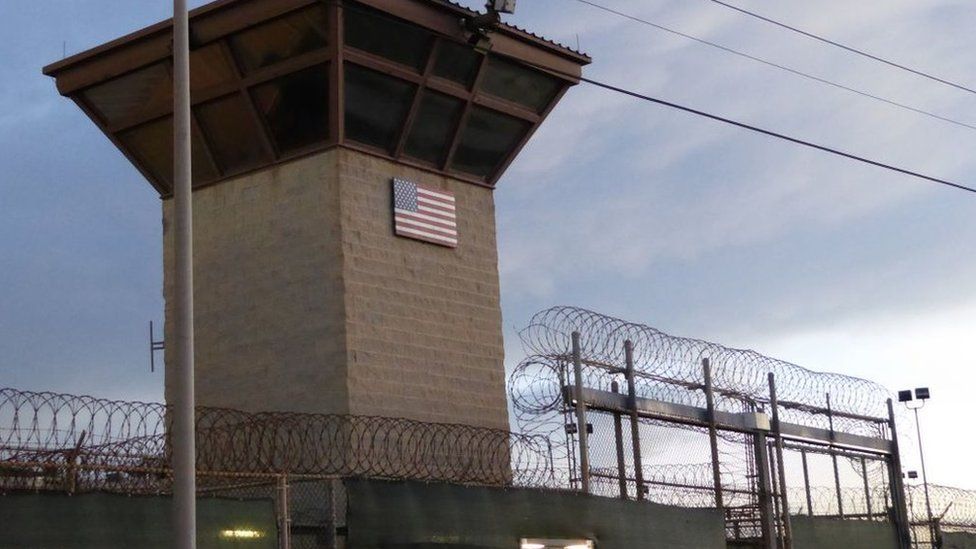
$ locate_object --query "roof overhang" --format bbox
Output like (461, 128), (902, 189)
(43, 0), (591, 196)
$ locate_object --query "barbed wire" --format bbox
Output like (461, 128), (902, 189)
(516, 306), (890, 418)
(0, 387), (555, 491)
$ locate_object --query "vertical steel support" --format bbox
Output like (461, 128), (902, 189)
(768, 373), (793, 548)
(832, 453), (844, 518)
(887, 399), (913, 549)
(326, 479), (340, 549)
(914, 407), (935, 544)
(702, 359), (724, 510)
(755, 431), (778, 549)
(827, 394), (844, 518)
(173, 0), (196, 547)
(611, 381), (628, 500)
(769, 442), (784, 544)
(624, 340), (644, 501)
(861, 457), (873, 518)
(571, 331), (590, 494)
(801, 450), (813, 516)
(278, 476), (291, 549)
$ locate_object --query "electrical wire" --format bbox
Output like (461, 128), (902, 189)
(570, 0), (976, 133)
(516, 58), (976, 195)
(705, 0), (976, 96)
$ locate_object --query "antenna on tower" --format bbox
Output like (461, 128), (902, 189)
(149, 320), (165, 373)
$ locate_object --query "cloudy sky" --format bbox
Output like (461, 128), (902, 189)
(2, 0), (974, 489)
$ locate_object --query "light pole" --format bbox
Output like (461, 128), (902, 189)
(173, 0), (196, 548)
(899, 388), (933, 546)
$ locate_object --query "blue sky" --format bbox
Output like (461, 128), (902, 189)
(2, 0), (974, 488)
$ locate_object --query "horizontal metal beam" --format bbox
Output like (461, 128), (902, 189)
(565, 386), (892, 454)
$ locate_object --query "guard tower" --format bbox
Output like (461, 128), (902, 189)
(43, 0), (589, 431)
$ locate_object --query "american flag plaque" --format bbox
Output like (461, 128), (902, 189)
(392, 178), (458, 248)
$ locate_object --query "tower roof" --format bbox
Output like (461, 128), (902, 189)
(43, 0), (591, 196)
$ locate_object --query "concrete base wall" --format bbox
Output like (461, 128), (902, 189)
(791, 516), (900, 549)
(944, 531), (976, 549)
(0, 493), (275, 548)
(163, 148), (508, 430)
(345, 479), (728, 549)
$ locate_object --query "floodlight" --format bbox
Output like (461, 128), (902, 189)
(520, 539), (593, 549)
(897, 390), (913, 403)
(490, 0), (517, 14)
(220, 529), (264, 539)
(914, 387), (930, 400)
(908, 471), (919, 480)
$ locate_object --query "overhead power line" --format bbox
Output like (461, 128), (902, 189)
(570, 0), (976, 132)
(705, 0), (976, 96)
(516, 58), (976, 195)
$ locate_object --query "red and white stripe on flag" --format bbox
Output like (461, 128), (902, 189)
(392, 178), (458, 248)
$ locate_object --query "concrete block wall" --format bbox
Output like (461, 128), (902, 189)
(163, 148), (509, 431)
(337, 150), (508, 430)
(163, 150), (349, 415)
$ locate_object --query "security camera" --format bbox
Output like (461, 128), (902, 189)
(489, 0), (516, 14)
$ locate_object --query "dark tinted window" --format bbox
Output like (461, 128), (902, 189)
(403, 92), (463, 165)
(451, 106), (529, 178)
(195, 94), (270, 174)
(480, 56), (562, 113)
(432, 41), (482, 87)
(228, 6), (328, 74)
(252, 66), (330, 154)
(190, 43), (235, 96)
(344, 5), (433, 71)
(344, 64), (416, 152)
(118, 117), (217, 187)
(83, 63), (172, 125)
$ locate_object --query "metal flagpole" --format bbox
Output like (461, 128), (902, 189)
(172, 0), (196, 547)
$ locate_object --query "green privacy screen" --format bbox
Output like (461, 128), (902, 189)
(944, 532), (976, 549)
(0, 493), (276, 549)
(345, 479), (727, 549)
(790, 516), (900, 549)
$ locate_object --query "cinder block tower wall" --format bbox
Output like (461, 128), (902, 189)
(162, 149), (508, 430)
(338, 150), (507, 430)
(163, 151), (350, 416)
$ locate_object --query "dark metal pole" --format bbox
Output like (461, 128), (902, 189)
(861, 457), (873, 518)
(278, 476), (291, 549)
(887, 399), (913, 549)
(624, 340), (644, 501)
(768, 373), (793, 548)
(611, 381), (628, 500)
(571, 331), (590, 493)
(755, 431), (778, 549)
(913, 407), (935, 543)
(827, 394), (844, 518)
(173, 0), (196, 547)
(801, 449), (813, 516)
(769, 440), (784, 545)
(703, 359), (724, 510)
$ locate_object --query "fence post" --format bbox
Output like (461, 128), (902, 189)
(769, 373), (793, 549)
(571, 331), (590, 494)
(801, 449), (813, 516)
(277, 475), (291, 549)
(754, 430), (778, 549)
(611, 381), (628, 500)
(624, 340), (644, 501)
(887, 398), (913, 549)
(827, 393), (845, 518)
(861, 457), (873, 518)
(702, 359), (724, 510)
